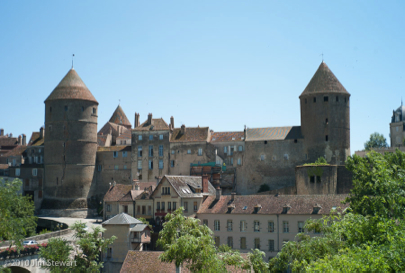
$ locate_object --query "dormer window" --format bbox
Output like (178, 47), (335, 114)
(282, 205), (291, 214)
(312, 204), (322, 214)
(227, 204), (235, 213)
(254, 205), (262, 213)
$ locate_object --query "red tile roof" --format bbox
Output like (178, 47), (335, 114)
(246, 126), (302, 141)
(104, 184), (133, 202)
(109, 105), (132, 128)
(28, 132), (44, 146)
(170, 127), (209, 142)
(300, 62), (350, 97)
(98, 122), (130, 137)
(45, 68), (98, 103)
(0, 137), (18, 146)
(133, 118), (169, 131)
(198, 194), (348, 215)
(210, 131), (244, 142)
(3, 146), (27, 157)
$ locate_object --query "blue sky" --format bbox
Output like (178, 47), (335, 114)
(1, 1), (404, 153)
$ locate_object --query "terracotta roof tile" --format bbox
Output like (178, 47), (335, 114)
(103, 184), (133, 202)
(300, 62), (350, 97)
(155, 175), (216, 198)
(109, 105), (132, 128)
(97, 135), (107, 146)
(3, 146), (27, 157)
(0, 137), (18, 146)
(170, 127), (209, 142)
(246, 126), (302, 141)
(98, 122), (129, 136)
(211, 131), (244, 142)
(117, 130), (131, 140)
(198, 194), (348, 215)
(133, 118), (169, 131)
(0, 164), (8, 170)
(45, 68), (98, 103)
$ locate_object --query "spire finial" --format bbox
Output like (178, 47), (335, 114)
(72, 54), (75, 68)
(119, 99), (121, 105)
(320, 53), (324, 63)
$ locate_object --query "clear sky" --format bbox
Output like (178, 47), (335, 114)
(1, 1), (404, 153)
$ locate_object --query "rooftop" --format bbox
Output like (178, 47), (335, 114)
(109, 105), (132, 128)
(157, 175), (216, 198)
(170, 127), (209, 142)
(210, 131), (244, 142)
(133, 118), (170, 131)
(246, 126), (302, 141)
(102, 212), (142, 225)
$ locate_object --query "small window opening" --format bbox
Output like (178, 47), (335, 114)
(81, 106), (84, 112)
(344, 97), (347, 103)
(336, 96), (339, 102)
(324, 96), (328, 102)
(325, 118), (328, 124)
(264, 141), (267, 144)
(294, 139), (297, 143)
(310, 176), (315, 183)
(313, 97), (316, 103)
(316, 176), (321, 183)
(64, 106), (68, 111)
(325, 135), (328, 141)
(93, 107), (96, 114)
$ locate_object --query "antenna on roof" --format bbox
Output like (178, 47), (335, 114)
(72, 54), (75, 68)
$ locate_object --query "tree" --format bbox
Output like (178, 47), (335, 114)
(364, 132), (388, 150)
(158, 207), (249, 272)
(39, 221), (116, 272)
(0, 178), (37, 250)
(38, 238), (73, 272)
(257, 184), (270, 193)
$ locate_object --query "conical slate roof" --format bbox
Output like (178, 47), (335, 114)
(109, 105), (132, 128)
(300, 62), (350, 97)
(45, 68), (98, 103)
(102, 212), (143, 225)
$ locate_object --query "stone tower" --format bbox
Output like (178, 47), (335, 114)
(300, 62), (350, 165)
(109, 105), (132, 129)
(43, 68), (98, 210)
(390, 102), (405, 147)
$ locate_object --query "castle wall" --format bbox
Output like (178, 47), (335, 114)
(238, 139), (306, 195)
(390, 121), (405, 147)
(295, 165), (338, 195)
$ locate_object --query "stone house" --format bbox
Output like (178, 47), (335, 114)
(390, 102), (405, 147)
(102, 213), (151, 273)
(197, 193), (348, 260)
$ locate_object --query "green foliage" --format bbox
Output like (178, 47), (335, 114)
(364, 132), (388, 150)
(39, 229), (52, 235)
(257, 184), (270, 193)
(304, 156), (328, 166)
(0, 178), (37, 250)
(39, 238), (73, 272)
(138, 217), (154, 233)
(248, 249), (268, 273)
(39, 221), (117, 272)
(158, 207), (249, 272)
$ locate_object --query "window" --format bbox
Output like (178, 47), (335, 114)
(25, 179), (29, 187)
(240, 237), (246, 249)
(317, 176), (321, 183)
(325, 135), (328, 141)
(138, 135), (142, 141)
(32, 168), (37, 177)
(227, 237), (233, 248)
(336, 96), (339, 102)
(194, 201), (198, 212)
(15, 168), (20, 176)
(148, 206), (151, 215)
(97, 165), (102, 171)
(107, 247), (112, 258)
(310, 175), (315, 183)
(325, 118), (328, 124)
(162, 187), (170, 195)
(113, 151), (118, 158)
(187, 149), (191, 154)
(198, 148), (202, 156)
(268, 221), (274, 232)
(138, 146), (142, 157)
(171, 150), (175, 154)
(260, 155), (265, 161)
(324, 96), (328, 102)
(237, 158), (241, 165)
(170, 160), (175, 168)
(161, 202), (165, 211)
(81, 106), (84, 112)
(157, 202), (160, 210)
(215, 236), (220, 247)
(227, 220), (233, 231)
(240, 220), (247, 232)
(203, 219), (208, 226)
(149, 135), (153, 140)
(159, 160), (163, 169)
(230, 158), (233, 165)
(149, 145), (153, 156)
(122, 151), (127, 157)
(159, 134), (163, 140)
(114, 165), (118, 170)
(214, 220), (220, 231)
(138, 160), (142, 169)
(184, 202), (188, 212)
(137, 206), (141, 214)
(159, 145), (163, 156)
(313, 97), (316, 103)
(168, 202), (171, 211)
(173, 202), (177, 210)
(298, 221), (304, 233)
(254, 238), (260, 249)
(254, 221), (260, 232)
(283, 221), (289, 233)
(123, 165), (127, 170)
(107, 204), (111, 212)
(238, 145), (243, 152)
(123, 205), (128, 213)
(269, 240), (275, 251)
(148, 160), (153, 169)
(64, 105), (68, 111)
(93, 107), (96, 114)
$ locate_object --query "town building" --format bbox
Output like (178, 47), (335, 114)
(390, 102), (405, 147)
(102, 213), (151, 273)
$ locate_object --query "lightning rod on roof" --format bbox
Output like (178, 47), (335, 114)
(72, 54), (75, 68)
(320, 53), (324, 63)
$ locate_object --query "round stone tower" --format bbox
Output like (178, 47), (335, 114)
(43, 68), (98, 210)
(300, 62), (350, 165)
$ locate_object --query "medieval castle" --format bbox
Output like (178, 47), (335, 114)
(2, 61), (352, 215)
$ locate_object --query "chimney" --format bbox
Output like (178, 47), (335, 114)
(155, 176), (161, 186)
(40, 127), (44, 139)
(18, 135), (22, 145)
(22, 134), (26, 146)
(132, 179), (139, 190)
(134, 113), (140, 128)
(244, 125), (247, 140)
(0, 129), (3, 136)
(9, 133), (12, 138)
(170, 116), (174, 129)
(148, 113), (153, 125)
(202, 175), (209, 193)
(215, 186), (222, 200)
(181, 124), (186, 135)
(231, 192), (236, 201)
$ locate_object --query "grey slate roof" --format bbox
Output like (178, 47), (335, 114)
(246, 126), (302, 141)
(102, 213), (142, 225)
(130, 224), (148, 232)
(161, 175), (216, 198)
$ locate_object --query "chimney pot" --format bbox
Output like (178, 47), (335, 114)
(40, 127), (44, 139)
(22, 134), (26, 146)
(134, 113), (140, 128)
(170, 116), (174, 129)
(215, 186), (221, 200)
(18, 135), (22, 145)
(0, 129), (3, 136)
(181, 124), (186, 135)
(202, 175), (209, 193)
(148, 113), (153, 125)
